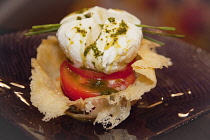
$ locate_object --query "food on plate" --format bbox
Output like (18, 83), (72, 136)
(27, 6), (182, 129)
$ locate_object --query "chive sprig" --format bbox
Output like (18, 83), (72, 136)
(25, 23), (184, 45)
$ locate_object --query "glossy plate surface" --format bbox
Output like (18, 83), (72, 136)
(0, 31), (210, 140)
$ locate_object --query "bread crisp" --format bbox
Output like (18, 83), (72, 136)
(30, 36), (172, 129)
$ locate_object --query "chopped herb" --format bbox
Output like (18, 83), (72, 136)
(116, 20), (128, 35)
(109, 37), (118, 46)
(74, 27), (87, 37)
(91, 42), (103, 58)
(99, 24), (104, 28)
(84, 12), (92, 18)
(108, 17), (115, 23)
(105, 29), (111, 33)
(76, 16), (82, 20)
(116, 27), (127, 35)
(84, 46), (92, 56)
(92, 61), (96, 68)
(120, 20), (127, 28)
(110, 20), (128, 41)
(84, 42), (103, 58)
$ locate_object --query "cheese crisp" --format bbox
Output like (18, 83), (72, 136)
(30, 36), (172, 129)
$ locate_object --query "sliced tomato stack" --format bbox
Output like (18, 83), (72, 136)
(60, 60), (136, 100)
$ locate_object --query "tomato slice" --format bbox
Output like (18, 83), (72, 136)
(66, 60), (134, 79)
(107, 73), (136, 90)
(60, 61), (100, 100)
(60, 60), (136, 100)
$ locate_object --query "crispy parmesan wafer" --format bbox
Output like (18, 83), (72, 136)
(30, 36), (172, 129)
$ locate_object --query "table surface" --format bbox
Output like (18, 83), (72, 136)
(1, 110), (210, 140)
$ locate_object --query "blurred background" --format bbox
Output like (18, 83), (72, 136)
(0, 0), (210, 51)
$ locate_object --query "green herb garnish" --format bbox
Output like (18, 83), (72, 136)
(143, 36), (165, 46)
(84, 45), (92, 56)
(74, 27), (87, 37)
(76, 16), (82, 20)
(24, 24), (61, 36)
(99, 24), (104, 28)
(142, 30), (185, 38)
(25, 22), (184, 45)
(30, 24), (61, 29)
(108, 17), (116, 23)
(105, 20), (128, 46)
(110, 20), (128, 37)
(135, 24), (176, 30)
(84, 12), (92, 18)
(84, 42), (103, 58)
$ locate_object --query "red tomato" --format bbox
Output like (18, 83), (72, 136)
(60, 61), (100, 100)
(107, 73), (136, 91)
(60, 60), (136, 100)
(66, 60), (134, 79)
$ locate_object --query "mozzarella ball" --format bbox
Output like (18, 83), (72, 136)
(57, 6), (143, 74)
(57, 18), (101, 68)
